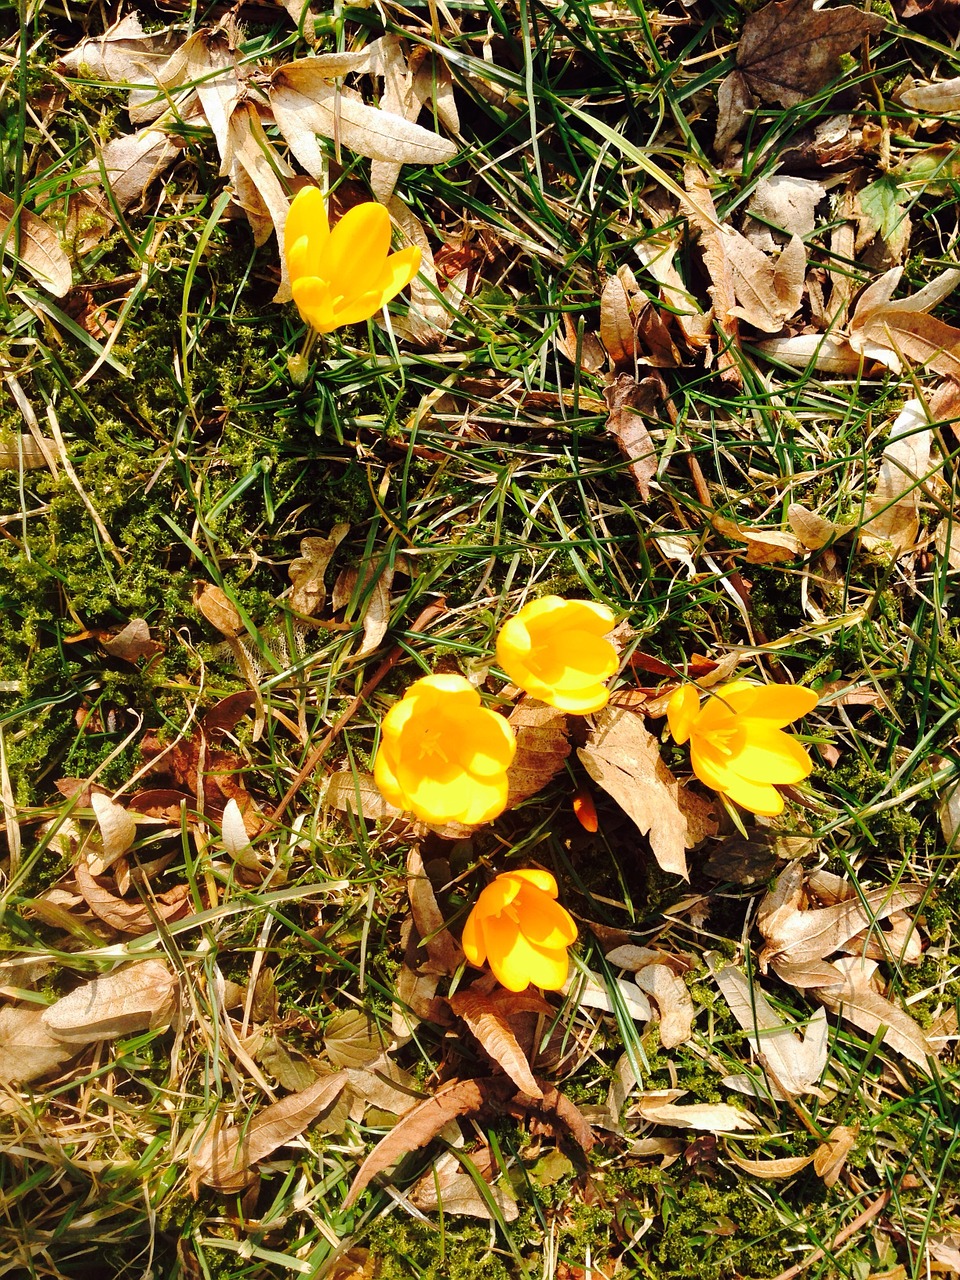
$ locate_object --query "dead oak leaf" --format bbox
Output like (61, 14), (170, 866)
(734, 0), (885, 108)
(603, 374), (661, 501)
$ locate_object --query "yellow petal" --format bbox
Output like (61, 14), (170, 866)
(718, 682), (819, 726)
(315, 202), (392, 301)
(373, 748), (405, 810)
(667, 685), (700, 744)
(689, 737), (741, 793)
(484, 915), (570, 991)
(728, 725), (813, 785)
(375, 246), (422, 302)
(461, 905), (486, 966)
(291, 276), (338, 333)
(496, 615), (536, 668)
(453, 707), (517, 777)
(532, 630), (619, 689)
(721, 774), (785, 816)
(540, 683), (611, 714)
(514, 885), (578, 948)
(328, 288), (391, 329)
(284, 186), (328, 260)
(380, 695), (418, 750)
(507, 868), (558, 896)
(410, 673), (481, 706)
(402, 768), (506, 826)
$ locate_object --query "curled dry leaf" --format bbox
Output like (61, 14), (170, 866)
(99, 618), (163, 663)
(189, 1071), (348, 1193)
(195, 582), (243, 637)
(725, 1150), (815, 1179)
(0, 434), (54, 470)
(42, 960), (178, 1043)
(902, 77), (960, 113)
(682, 165), (741, 383)
(0, 193), (72, 297)
(406, 847), (463, 975)
(324, 1010), (385, 1070)
(723, 230), (806, 333)
(578, 705), (691, 879)
(0, 1005), (79, 1085)
(409, 1147), (518, 1221)
(849, 266), (960, 379)
(89, 791), (138, 871)
(332, 556), (394, 660)
(448, 988), (550, 1098)
(603, 374), (661, 501)
(745, 176), (826, 248)
(633, 964), (695, 1049)
(712, 962), (828, 1099)
(345, 1061), (422, 1121)
(812, 957), (937, 1074)
(564, 969), (652, 1023)
(221, 797), (265, 871)
(289, 526), (349, 618)
(74, 860), (190, 934)
(787, 504), (852, 551)
(505, 698), (570, 810)
(712, 515), (803, 564)
(861, 398), (935, 556)
(637, 1090), (760, 1132)
(813, 1123), (857, 1187)
(600, 270), (641, 368)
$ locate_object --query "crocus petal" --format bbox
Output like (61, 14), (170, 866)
(372, 749), (404, 810)
(507, 868), (558, 897)
(315, 202), (392, 299)
(284, 186), (328, 263)
(667, 685), (700, 745)
(411, 673), (482, 706)
(689, 736), (742, 793)
(533, 630), (619, 689)
(483, 914), (570, 991)
(291, 277), (339, 333)
(461, 906), (486, 967)
(541, 684), (612, 714)
(718, 682), (819, 726)
(514, 886), (578, 948)
(496, 615), (536, 664)
(728, 724), (814, 785)
(720, 774), (785, 816)
(453, 707), (517, 777)
(329, 288), (393, 329)
(374, 246), (422, 303)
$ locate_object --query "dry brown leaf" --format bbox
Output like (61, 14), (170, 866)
(74, 860), (190, 934)
(755, 332), (863, 373)
(195, 583), (243, 637)
(332, 556), (395, 659)
(787, 504), (851, 550)
(556, 312), (607, 373)
(861, 399), (935, 555)
(386, 197), (455, 348)
(89, 791), (138, 871)
(345, 1061), (421, 1120)
(812, 957), (937, 1074)
(733, 0), (885, 108)
(0, 1006), (79, 1085)
(59, 13), (177, 84)
(71, 127), (179, 235)
(221, 797), (264, 871)
(636, 1091), (759, 1132)
(0, 433), (54, 469)
(505, 698), (570, 809)
(391, 964), (441, 1043)
(324, 1010), (385, 1070)
(712, 963), (828, 1099)
(812, 1123), (857, 1187)
(633, 965), (695, 1049)
(407, 847), (463, 975)
(714, 70), (756, 155)
(98, 618), (163, 663)
(270, 58), (457, 175)
(42, 960), (178, 1043)
(745, 176), (826, 248)
(0, 193), (72, 297)
(683, 165), (741, 383)
(725, 1150), (815, 1179)
(935, 519), (960, 571)
(226, 103), (295, 303)
(724, 230), (806, 332)
(289, 526), (349, 617)
(600, 271), (640, 368)
(447, 989), (548, 1098)
(712, 515), (803, 564)
(564, 969), (652, 1023)
(408, 1147), (519, 1221)
(902, 77), (960, 112)
(578, 706), (690, 879)
(635, 234), (713, 350)
(603, 374), (661, 501)
(189, 1071), (347, 1193)
(849, 266), (960, 377)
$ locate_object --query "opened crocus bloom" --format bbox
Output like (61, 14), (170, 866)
(373, 674), (516, 826)
(496, 597), (618, 713)
(667, 680), (819, 816)
(284, 187), (421, 334)
(462, 869), (577, 991)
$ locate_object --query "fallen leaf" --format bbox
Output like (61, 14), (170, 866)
(332, 555), (394, 659)
(386, 197), (457, 348)
(505, 698), (570, 809)
(59, 12), (177, 85)
(0, 1006), (79, 1085)
(755, 332), (863, 373)
(563, 969), (652, 1023)
(226, 103), (296, 303)
(70, 127), (180, 241)
(713, 515), (803, 564)
(935, 519), (960, 572)
(600, 271), (641, 368)
(635, 234), (713, 350)
(448, 988), (549, 1098)
(556, 312), (607, 373)
(901, 77), (960, 113)
(745, 176), (826, 249)
(98, 618), (163, 663)
(633, 964), (695, 1049)
(289, 526), (350, 617)
(391, 964), (441, 1043)
(325, 1010), (386, 1070)
(74, 860), (190, 934)
(345, 1061), (421, 1120)
(812, 957), (937, 1074)
(861, 398), (936, 555)
(732, 0), (884, 108)
(787, 504), (852, 550)
(725, 1150), (815, 1179)
(812, 1124), (857, 1187)
(188, 1071), (348, 1193)
(849, 266), (960, 378)
(0, 433), (54, 469)
(220, 797), (264, 871)
(407, 847), (463, 975)
(325, 771), (472, 840)
(603, 374), (661, 500)
(195, 583), (243, 637)
(683, 164), (741, 382)
(408, 1147), (519, 1221)
(724, 230), (806, 332)
(0, 193), (72, 296)
(637, 1090), (759, 1131)
(89, 791), (138, 872)
(257, 1033), (322, 1091)
(42, 960), (178, 1042)
(712, 963), (828, 1098)
(579, 706), (690, 879)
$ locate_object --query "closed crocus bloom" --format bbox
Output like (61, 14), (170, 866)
(496, 597), (618, 713)
(373, 674), (516, 826)
(668, 680), (819, 816)
(284, 187), (421, 334)
(462, 869), (577, 992)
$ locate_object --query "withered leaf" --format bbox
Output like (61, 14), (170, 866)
(98, 618), (163, 663)
(712, 515), (803, 564)
(633, 964), (695, 1049)
(407, 847), (463, 975)
(861, 399), (934, 555)
(578, 706), (690, 879)
(42, 960), (178, 1043)
(725, 1150), (815, 1179)
(409, 1147), (519, 1221)
(0, 193), (72, 297)
(74, 860), (190, 934)
(600, 271), (640, 368)
(812, 1124), (857, 1187)
(195, 583), (243, 637)
(812, 957), (937, 1073)
(447, 989), (548, 1098)
(505, 698), (570, 810)
(289, 526), (349, 617)
(0, 1006), (79, 1085)
(59, 13), (177, 85)
(221, 797), (264, 871)
(226, 103), (295, 303)
(189, 1071), (348, 1193)
(391, 964), (441, 1043)
(332, 555), (395, 660)
(735, 0), (885, 108)
(89, 791), (138, 871)
(324, 1009), (385, 1069)
(0, 433), (54, 470)
(683, 165), (741, 383)
(637, 1091), (759, 1131)
(257, 1033), (322, 1092)
(603, 374), (661, 501)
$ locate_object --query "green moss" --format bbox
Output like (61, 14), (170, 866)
(365, 1216), (514, 1280)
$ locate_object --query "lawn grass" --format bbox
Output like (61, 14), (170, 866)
(2, 0), (960, 1275)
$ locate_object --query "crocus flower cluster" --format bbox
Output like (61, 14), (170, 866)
(461, 869), (577, 992)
